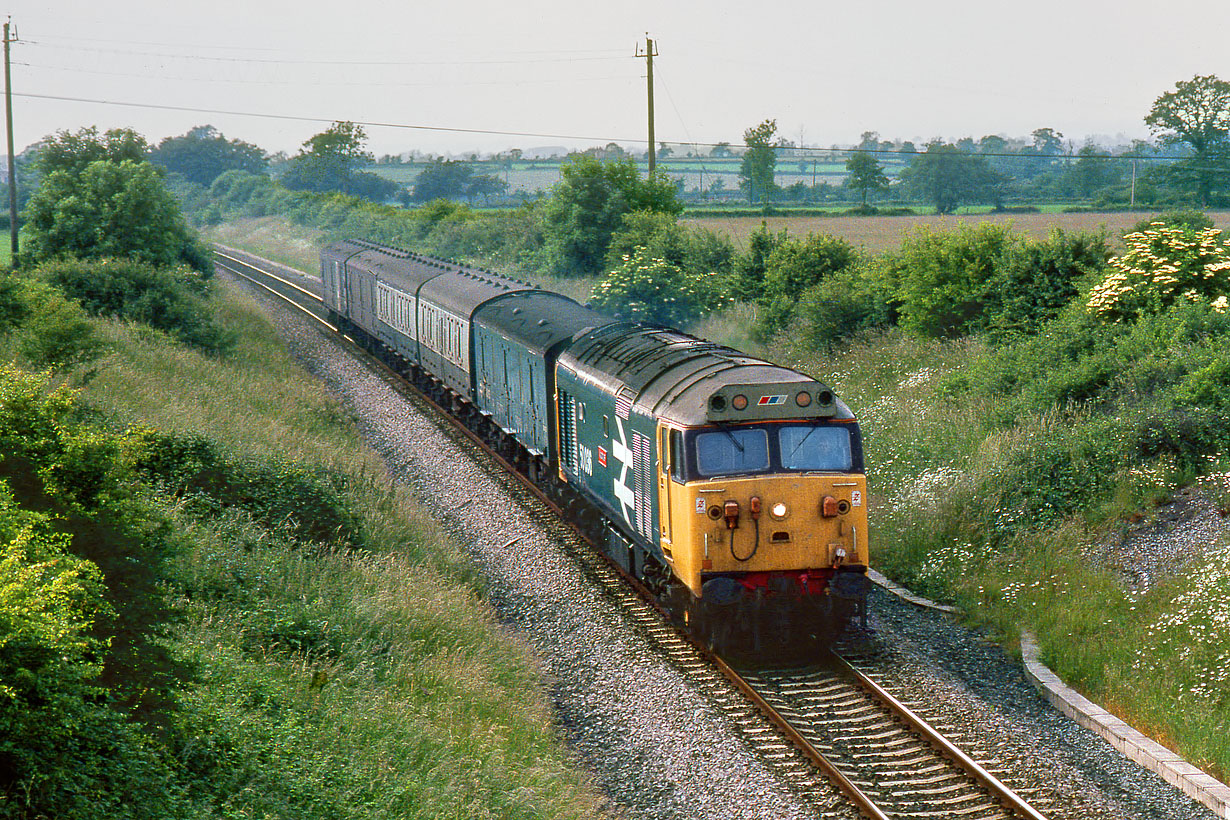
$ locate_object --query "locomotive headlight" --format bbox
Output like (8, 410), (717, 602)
(771, 501), (788, 520)
(731, 394), (748, 411)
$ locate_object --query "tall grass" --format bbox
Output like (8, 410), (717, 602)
(76, 281), (602, 819)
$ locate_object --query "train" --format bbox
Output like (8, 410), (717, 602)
(320, 239), (870, 656)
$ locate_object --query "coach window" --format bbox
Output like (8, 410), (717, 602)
(603, 415), (609, 437)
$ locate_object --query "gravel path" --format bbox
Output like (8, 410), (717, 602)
(232, 272), (1217, 819)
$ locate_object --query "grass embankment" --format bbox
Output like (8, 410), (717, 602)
(7, 271), (601, 818)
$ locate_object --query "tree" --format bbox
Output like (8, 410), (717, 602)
(411, 158), (473, 201)
(711, 142), (733, 158)
(23, 159), (208, 270)
(465, 173), (509, 205)
(1070, 143), (1120, 198)
(898, 142), (1002, 214)
(148, 124), (267, 187)
(33, 126), (148, 176)
(739, 119), (778, 204)
(280, 121), (392, 200)
(1030, 127), (1065, 156)
(844, 151), (889, 206)
(539, 156), (683, 276)
(1145, 74), (1230, 205)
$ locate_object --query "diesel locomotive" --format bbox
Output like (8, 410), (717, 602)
(321, 239), (870, 654)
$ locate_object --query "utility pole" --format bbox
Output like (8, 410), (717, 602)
(636, 35), (658, 176)
(1130, 159), (1137, 208)
(3, 19), (16, 266)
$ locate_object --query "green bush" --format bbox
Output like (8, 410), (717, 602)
(728, 223), (788, 302)
(22, 158), (211, 273)
(0, 367), (189, 818)
(753, 233), (860, 339)
(35, 257), (235, 356)
(895, 223), (1017, 337)
(983, 229), (1109, 335)
(795, 259), (899, 349)
(129, 429), (366, 548)
(538, 156), (682, 277)
(12, 280), (107, 371)
(589, 247), (730, 328)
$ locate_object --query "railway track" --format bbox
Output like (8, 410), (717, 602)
(214, 246), (1052, 820)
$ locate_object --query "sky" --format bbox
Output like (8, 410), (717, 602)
(4, 0), (1229, 160)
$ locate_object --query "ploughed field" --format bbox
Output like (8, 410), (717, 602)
(685, 210), (1230, 252)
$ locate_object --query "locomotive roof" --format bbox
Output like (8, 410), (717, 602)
(473, 290), (621, 355)
(559, 323), (853, 427)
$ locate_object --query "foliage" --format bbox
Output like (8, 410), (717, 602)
(1145, 74), (1230, 205)
(754, 233), (860, 338)
(411, 158), (508, 204)
(604, 210), (735, 278)
(984, 229), (1109, 335)
(794, 259), (899, 350)
(844, 151), (889, 205)
(6, 279), (108, 371)
(894, 223), (1017, 336)
(729, 223), (788, 302)
(1129, 208), (1214, 234)
(411, 157), (473, 201)
(33, 126), (149, 176)
(35, 257), (236, 356)
(280, 121), (396, 202)
(22, 159), (211, 272)
(538, 156), (682, 277)
(898, 142), (1004, 214)
(1086, 223), (1230, 321)
(149, 125), (267, 187)
(589, 247), (730, 328)
(0, 366), (190, 818)
(739, 119), (778, 204)
(128, 429), (365, 547)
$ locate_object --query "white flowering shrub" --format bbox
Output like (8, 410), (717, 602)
(589, 246), (733, 328)
(1087, 223), (1230, 320)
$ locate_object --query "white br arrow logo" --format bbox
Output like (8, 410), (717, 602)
(611, 417), (635, 523)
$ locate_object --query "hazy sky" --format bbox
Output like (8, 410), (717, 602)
(5, 0), (1229, 159)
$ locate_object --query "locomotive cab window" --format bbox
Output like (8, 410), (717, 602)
(780, 425), (853, 471)
(669, 429), (686, 482)
(695, 428), (769, 477)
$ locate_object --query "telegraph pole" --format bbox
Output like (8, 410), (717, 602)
(3, 19), (17, 265)
(636, 35), (658, 176)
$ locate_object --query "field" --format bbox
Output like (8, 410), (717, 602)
(686, 209), (1230, 252)
(366, 156), (857, 198)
